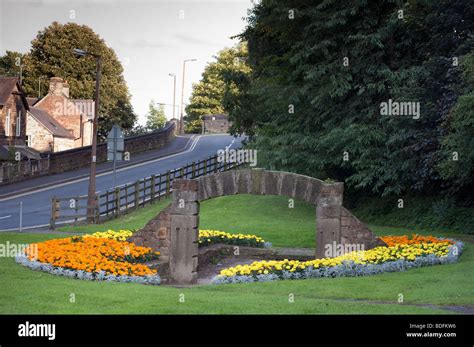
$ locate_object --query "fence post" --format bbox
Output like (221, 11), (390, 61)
(150, 175), (156, 203)
(95, 195), (100, 223)
(74, 197), (79, 226)
(158, 174), (163, 200)
(180, 167), (185, 179)
(134, 180), (140, 209)
(203, 158), (207, 175)
(213, 156), (218, 173)
(191, 162), (196, 178)
(166, 171), (171, 196)
(50, 197), (58, 230)
(115, 187), (121, 217)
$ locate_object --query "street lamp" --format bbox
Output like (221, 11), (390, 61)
(38, 75), (47, 99)
(168, 73), (177, 120)
(180, 59), (196, 134)
(73, 48), (102, 223)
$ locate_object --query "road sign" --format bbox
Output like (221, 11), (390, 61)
(107, 124), (124, 188)
(107, 124), (124, 161)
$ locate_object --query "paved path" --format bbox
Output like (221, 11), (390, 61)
(0, 134), (243, 231)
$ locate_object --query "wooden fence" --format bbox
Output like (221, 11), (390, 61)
(50, 152), (247, 229)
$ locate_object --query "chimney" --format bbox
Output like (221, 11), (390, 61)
(49, 77), (69, 98)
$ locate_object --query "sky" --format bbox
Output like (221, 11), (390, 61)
(0, 0), (253, 125)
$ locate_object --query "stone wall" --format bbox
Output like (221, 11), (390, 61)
(127, 205), (172, 260)
(48, 122), (176, 174)
(340, 207), (386, 249)
(203, 118), (231, 134)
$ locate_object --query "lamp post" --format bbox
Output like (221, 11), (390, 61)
(73, 48), (102, 223)
(38, 76), (47, 99)
(168, 73), (177, 120)
(180, 59), (196, 134)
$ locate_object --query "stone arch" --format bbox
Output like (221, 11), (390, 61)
(129, 168), (385, 285)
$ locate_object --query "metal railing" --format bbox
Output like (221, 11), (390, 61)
(50, 153), (247, 229)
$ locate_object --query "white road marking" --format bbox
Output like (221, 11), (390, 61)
(0, 134), (233, 202)
(0, 215), (12, 220)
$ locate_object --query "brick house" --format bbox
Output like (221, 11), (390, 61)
(0, 77), (28, 147)
(202, 114), (231, 134)
(26, 77), (93, 152)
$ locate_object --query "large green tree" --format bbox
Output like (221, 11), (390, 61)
(185, 43), (250, 133)
(226, 0), (474, 198)
(19, 22), (136, 137)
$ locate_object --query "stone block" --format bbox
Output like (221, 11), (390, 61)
(316, 217), (341, 259)
(263, 171), (279, 196)
(251, 168), (264, 195)
(236, 170), (251, 194)
(294, 176), (310, 202)
(173, 179), (198, 191)
(316, 204), (341, 219)
(170, 190), (199, 214)
(169, 217), (199, 285)
(280, 173), (297, 198)
(222, 170), (237, 196)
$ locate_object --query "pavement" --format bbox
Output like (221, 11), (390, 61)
(0, 134), (244, 232)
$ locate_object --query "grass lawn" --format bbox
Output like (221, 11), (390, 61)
(2, 194), (473, 314)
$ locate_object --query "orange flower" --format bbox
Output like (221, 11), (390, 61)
(380, 234), (453, 247)
(25, 237), (157, 276)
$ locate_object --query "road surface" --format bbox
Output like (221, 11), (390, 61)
(0, 134), (243, 231)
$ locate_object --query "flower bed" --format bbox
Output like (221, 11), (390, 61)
(213, 235), (463, 284)
(16, 236), (161, 285)
(198, 230), (266, 247)
(85, 229), (268, 248)
(85, 230), (133, 241)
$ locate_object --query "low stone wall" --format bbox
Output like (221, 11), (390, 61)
(48, 122), (176, 174)
(127, 205), (172, 260)
(340, 207), (386, 249)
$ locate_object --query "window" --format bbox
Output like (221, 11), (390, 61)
(26, 135), (32, 147)
(16, 110), (21, 137)
(212, 116), (216, 121)
(5, 109), (11, 136)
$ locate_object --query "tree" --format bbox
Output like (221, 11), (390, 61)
(226, 0), (474, 198)
(185, 42), (250, 133)
(0, 51), (24, 77)
(145, 100), (167, 130)
(438, 52), (474, 194)
(19, 22), (136, 137)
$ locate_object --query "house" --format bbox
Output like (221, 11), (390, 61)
(26, 77), (93, 152)
(0, 77), (39, 161)
(202, 114), (231, 134)
(0, 77), (28, 147)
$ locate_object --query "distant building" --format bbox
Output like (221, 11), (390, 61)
(26, 77), (94, 152)
(0, 77), (28, 147)
(202, 114), (231, 134)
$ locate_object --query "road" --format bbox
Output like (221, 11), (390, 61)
(0, 134), (243, 231)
